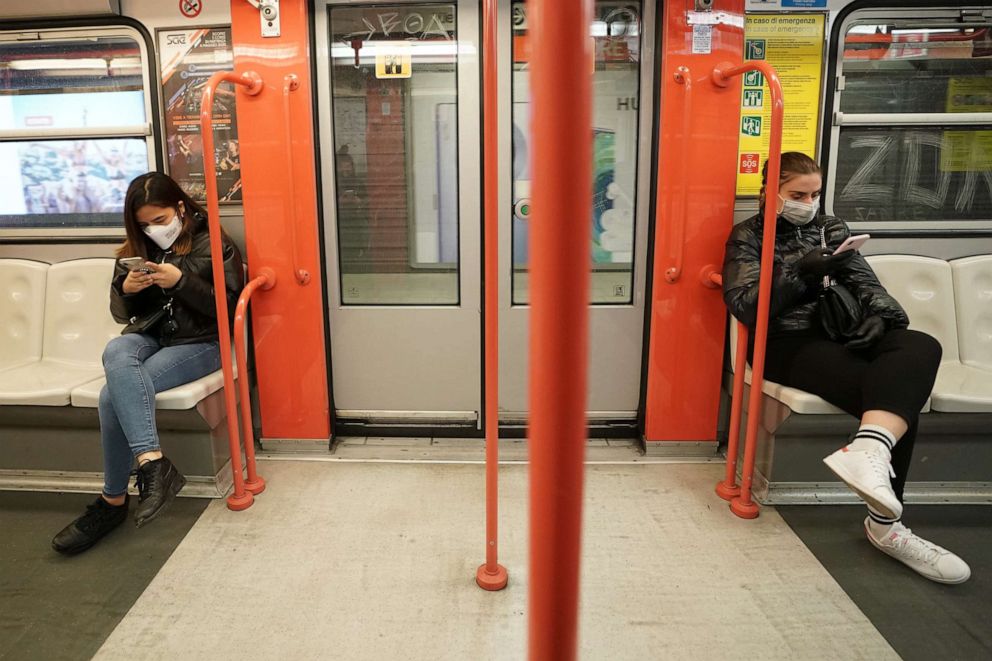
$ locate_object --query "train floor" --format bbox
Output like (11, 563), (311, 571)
(1, 457), (989, 660)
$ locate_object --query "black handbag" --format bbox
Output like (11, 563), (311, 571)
(817, 227), (864, 341)
(125, 298), (175, 336)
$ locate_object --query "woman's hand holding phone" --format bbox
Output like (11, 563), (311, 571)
(122, 267), (155, 294)
(145, 262), (183, 289)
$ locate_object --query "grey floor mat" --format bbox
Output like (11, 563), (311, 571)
(778, 504), (992, 661)
(0, 491), (208, 661)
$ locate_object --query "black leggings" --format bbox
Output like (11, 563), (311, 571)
(761, 328), (942, 502)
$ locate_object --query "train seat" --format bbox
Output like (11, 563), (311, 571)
(728, 319), (846, 414)
(726, 255), (992, 505)
(70, 362), (236, 409)
(0, 257), (242, 498)
(867, 255), (992, 413)
(951, 255), (992, 371)
(0, 259), (48, 374)
(0, 259), (122, 406)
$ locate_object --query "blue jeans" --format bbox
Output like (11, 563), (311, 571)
(99, 334), (221, 497)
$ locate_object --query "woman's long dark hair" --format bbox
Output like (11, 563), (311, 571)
(117, 172), (208, 258)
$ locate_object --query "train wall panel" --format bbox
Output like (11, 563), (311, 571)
(644, 0), (745, 442)
(231, 0), (330, 440)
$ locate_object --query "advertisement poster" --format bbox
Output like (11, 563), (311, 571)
(736, 14), (825, 196)
(158, 27), (241, 203)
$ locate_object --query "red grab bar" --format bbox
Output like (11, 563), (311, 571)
(199, 70), (263, 511)
(476, 0), (508, 592)
(528, 0), (592, 658)
(234, 268), (275, 497)
(281, 73), (311, 286)
(664, 65), (692, 284)
(711, 61), (784, 519)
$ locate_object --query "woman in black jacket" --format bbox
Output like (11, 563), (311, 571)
(722, 152), (969, 584)
(53, 172), (244, 555)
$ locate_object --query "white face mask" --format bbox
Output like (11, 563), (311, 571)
(779, 196), (818, 226)
(143, 215), (183, 250)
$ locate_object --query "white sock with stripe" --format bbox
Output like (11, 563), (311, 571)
(867, 505), (900, 539)
(848, 424), (897, 456)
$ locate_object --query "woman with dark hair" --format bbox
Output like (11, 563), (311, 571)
(53, 172), (244, 555)
(722, 152), (970, 584)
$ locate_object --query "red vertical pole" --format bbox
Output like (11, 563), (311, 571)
(476, 0), (508, 592)
(716, 321), (748, 500)
(528, 0), (592, 658)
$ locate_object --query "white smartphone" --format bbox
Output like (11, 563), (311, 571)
(119, 257), (152, 273)
(833, 234), (870, 255)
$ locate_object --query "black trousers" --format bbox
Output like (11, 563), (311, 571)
(761, 328), (942, 502)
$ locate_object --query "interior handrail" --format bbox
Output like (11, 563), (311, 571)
(664, 65), (692, 284)
(199, 70), (263, 511)
(234, 268), (276, 497)
(711, 61), (785, 519)
(282, 73), (310, 286)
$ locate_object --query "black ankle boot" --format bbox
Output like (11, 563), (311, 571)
(133, 457), (186, 528)
(52, 496), (129, 555)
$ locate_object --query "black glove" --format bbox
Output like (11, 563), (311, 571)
(795, 247), (855, 279)
(845, 315), (886, 350)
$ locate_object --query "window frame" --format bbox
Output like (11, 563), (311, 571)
(0, 24), (158, 240)
(825, 6), (992, 233)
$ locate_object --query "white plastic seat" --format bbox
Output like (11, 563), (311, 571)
(728, 318), (845, 414)
(951, 255), (992, 372)
(71, 364), (237, 410)
(930, 362), (992, 413)
(868, 255), (992, 413)
(0, 259), (48, 373)
(0, 259), (123, 406)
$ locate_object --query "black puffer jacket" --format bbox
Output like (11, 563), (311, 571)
(110, 215), (245, 346)
(722, 213), (908, 336)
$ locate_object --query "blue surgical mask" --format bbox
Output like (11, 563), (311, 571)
(779, 196), (818, 226)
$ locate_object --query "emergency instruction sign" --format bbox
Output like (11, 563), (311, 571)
(736, 14), (825, 196)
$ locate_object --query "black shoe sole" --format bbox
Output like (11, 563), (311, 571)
(135, 472), (187, 529)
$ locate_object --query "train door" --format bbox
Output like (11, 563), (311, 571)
(498, 2), (655, 423)
(315, 2), (481, 423)
(316, 1), (653, 427)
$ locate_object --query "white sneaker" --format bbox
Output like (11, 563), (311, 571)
(864, 518), (971, 584)
(823, 446), (902, 520)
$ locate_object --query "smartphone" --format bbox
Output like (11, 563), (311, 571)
(833, 234), (870, 255)
(119, 257), (152, 273)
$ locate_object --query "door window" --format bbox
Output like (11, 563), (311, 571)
(510, 1), (643, 305)
(329, 5), (460, 305)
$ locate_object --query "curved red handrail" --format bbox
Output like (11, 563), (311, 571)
(711, 61), (785, 519)
(200, 70), (263, 511)
(234, 268), (275, 496)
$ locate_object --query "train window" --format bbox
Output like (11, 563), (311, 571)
(328, 5), (460, 306)
(0, 28), (155, 236)
(511, 1), (642, 305)
(828, 12), (992, 230)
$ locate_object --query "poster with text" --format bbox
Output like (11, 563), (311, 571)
(735, 14), (825, 196)
(159, 27), (241, 203)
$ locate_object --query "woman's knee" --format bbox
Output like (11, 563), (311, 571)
(902, 329), (943, 365)
(102, 334), (142, 369)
